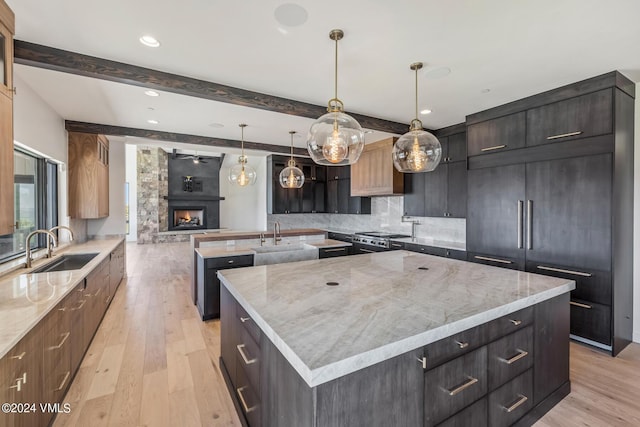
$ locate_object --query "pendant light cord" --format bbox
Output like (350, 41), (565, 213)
(334, 36), (338, 102)
(414, 67), (419, 120)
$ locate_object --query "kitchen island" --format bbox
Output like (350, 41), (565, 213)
(218, 250), (575, 427)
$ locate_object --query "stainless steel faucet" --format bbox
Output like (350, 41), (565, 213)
(259, 232), (266, 246)
(25, 230), (58, 268)
(273, 221), (282, 245)
(48, 226), (74, 258)
(401, 216), (421, 241)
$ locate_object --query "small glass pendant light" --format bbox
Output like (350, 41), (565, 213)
(229, 123), (257, 186)
(307, 29), (365, 166)
(279, 131), (305, 188)
(392, 62), (442, 173)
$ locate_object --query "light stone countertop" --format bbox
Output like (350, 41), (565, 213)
(195, 239), (351, 259)
(391, 236), (466, 251)
(0, 238), (124, 358)
(218, 250), (575, 387)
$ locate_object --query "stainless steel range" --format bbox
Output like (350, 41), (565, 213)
(352, 231), (410, 253)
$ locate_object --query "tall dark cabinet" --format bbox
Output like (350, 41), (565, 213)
(404, 124), (467, 218)
(465, 72), (634, 356)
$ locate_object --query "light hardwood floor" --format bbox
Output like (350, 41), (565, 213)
(52, 241), (640, 427)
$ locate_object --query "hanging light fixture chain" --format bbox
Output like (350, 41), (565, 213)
(334, 34), (338, 102)
(415, 66), (419, 120)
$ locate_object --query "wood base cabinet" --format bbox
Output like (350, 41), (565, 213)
(466, 72), (634, 355)
(220, 287), (569, 427)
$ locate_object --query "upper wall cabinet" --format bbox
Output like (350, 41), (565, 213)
(0, 0), (14, 236)
(351, 137), (404, 196)
(467, 112), (526, 156)
(526, 89), (613, 146)
(68, 132), (110, 219)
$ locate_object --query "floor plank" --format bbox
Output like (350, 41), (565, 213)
(51, 241), (640, 427)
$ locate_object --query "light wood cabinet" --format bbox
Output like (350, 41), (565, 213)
(68, 132), (110, 218)
(0, 0), (14, 236)
(350, 137), (403, 196)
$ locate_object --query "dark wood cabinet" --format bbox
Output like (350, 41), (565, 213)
(465, 72), (634, 355)
(267, 156), (302, 214)
(326, 166), (371, 214)
(487, 370), (533, 427)
(318, 246), (350, 258)
(197, 254), (254, 320)
(526, 89), (613, 147)
(301, 163), (325, 213)
(467, 112), (526, 157)
(404, 129), (467, 218)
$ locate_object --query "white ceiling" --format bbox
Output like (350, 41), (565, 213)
(8, 0), (640, 154)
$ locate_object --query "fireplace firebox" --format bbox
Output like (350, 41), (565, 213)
(170, 207), (206, 230)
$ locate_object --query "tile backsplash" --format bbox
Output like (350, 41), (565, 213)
(267, 196), (465, 244)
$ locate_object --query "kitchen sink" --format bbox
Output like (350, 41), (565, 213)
(31, 253), (99, 273)
(252, 244), (318, 266)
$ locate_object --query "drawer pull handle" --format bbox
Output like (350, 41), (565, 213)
(240, 316), (251, 323)
(546, 131), (582, 140)
(455, 340), (469, 349)
(74, 299), (86, 310)
(54, 371), (71, 392)
(94, 287), (102, 297)
(570, 301), (592, 309)
(228, 260), (234, 264)
(509, 319), (522, 326)
(237, 344), (257, 365)
(474, 255), (512, 264)
(502, 394), (528, 413)
(360, 249), (375, 253)
(11, 351), (26, 360)
(324, 248), (347, 252)
(448, 376), (479, 396)
(237, 386), (257, 413)
(500, 349), (529, 365)
(50, 332), (70, 350)
(536, 265), (592, 277)
(390, 244), (403, 248)
(481, 144), (507, 152)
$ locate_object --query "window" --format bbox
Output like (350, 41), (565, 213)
(0, 149), (58, 262)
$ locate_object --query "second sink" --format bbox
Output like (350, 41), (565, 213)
(252, 244), (318, 266)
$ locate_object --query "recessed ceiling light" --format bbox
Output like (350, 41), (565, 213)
(147, 107), (155, 111)
(420, 109), (432, 115)
(147, 119), (159, 125)
(208, 122), (224, 128)
(424, 66), (451, 79)
(481, 88), (491, 94)
(139, 35), (160, 48)
(274, 3), (308, 27)
(145, 90), (159, 97)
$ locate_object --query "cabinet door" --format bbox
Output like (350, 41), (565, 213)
(526, 89), (613, 147)
(43, 297), (73, 421)
(467, 164), (525, 262)
(525, 154), (612, 271)
(271, 162), (289, 213)
(326, 180), (338, 214)
(0, 90), (13, 235)
(423, 164), (448, 217)
(447, 161), (467, 218)
(337, 178), (350, 213)
(447, 133), (467, 163)
(97, 163), (109, 218)
(467, 112), (526, 157)
(220, 286), (238, 387)
(70, 284), (87, 374)
(403, 172), (425, 216)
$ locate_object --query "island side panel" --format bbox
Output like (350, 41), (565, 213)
(315, 349), (424, 427)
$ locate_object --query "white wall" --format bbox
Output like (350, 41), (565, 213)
(219, 154), (267, 231)
(634, 86), (640, 343)
(87, 141), (126, 236)
(125, 144), (138, 241)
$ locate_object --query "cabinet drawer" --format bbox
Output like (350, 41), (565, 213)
(488, 327), (533, 390)
(467, 252), (524, 271)
(207, 254), (254, 269)
(236, 360), (261, 427)
(436, 397), (487, 427)
(319, 246), (350, 258)
(424, 324), (486, 370)
(570, 299), (611, 345)
(424, 347), (487, 426)
(237, 327), (260, 392)
(467, 112), (526, 156)
(526, 89), (613, 146)
(527, 262), (611, 306)
(445, 249), (467, 261)
(389, 241), (405, 250)
(486, 306), (533, 343)
(237, 303), (262, 345)
(405, 243), (446, 257)
(488, 370), (533, 427)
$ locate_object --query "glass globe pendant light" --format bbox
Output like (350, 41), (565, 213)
(392, 62), (442, 173)
(279, 131), (305, 188)
(307, 29), (365, 166)
(228, 123), (257, 186)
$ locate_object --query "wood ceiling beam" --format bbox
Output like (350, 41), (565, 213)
(16, 40), (408, 135)
(64, 121), (309, 156)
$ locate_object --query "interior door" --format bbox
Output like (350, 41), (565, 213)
(525, 154), (612, 271)
(467, 164), (526, 262)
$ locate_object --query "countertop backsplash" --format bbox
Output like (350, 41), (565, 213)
(267, 196), (465, 245)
